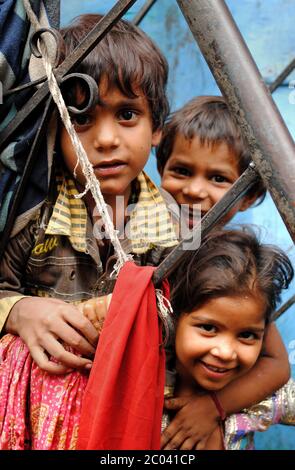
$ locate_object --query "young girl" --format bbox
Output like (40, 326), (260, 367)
(82, 228), (294, 450)
(165, 228), (294, 449)
(156, 96), (293, 450)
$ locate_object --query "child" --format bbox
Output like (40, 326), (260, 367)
(0, 21), (290, 449)
(157, 95), (265, 228)
(156, 96), (292, 450)
(0, 13), (177, 373)
(81, 228), (294, 450)
(0, 13), (178, 449)
(166, 228), (294, 450)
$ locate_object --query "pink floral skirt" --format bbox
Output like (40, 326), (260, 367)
(0, 334), (88, 450)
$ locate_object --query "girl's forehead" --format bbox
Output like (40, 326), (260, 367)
(185, 295), (266, 329)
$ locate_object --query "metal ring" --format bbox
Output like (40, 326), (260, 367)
(60, 73), (99, 115)
(29, 27), (62, 67)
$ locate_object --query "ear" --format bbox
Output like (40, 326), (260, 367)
(239, 194), (258, 212)
(151, 129), (162, 147)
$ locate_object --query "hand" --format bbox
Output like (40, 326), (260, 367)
(5, 297), (99, 374)
(161, 394), (220, 450)
(79, 294), (112, 331)
(202, 426), (224, 450)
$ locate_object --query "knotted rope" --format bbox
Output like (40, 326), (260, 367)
(23, 0), (131, 276)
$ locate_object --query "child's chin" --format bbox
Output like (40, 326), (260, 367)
(199, 378), (232, 392)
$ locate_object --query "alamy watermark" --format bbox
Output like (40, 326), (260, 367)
(91, 196), (202, 251)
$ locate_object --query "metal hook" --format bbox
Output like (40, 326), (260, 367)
(29, 27), (62, 67)
(60, 73), (99, 115)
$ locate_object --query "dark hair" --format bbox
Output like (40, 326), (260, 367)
(171, 228), (293, 323)
(60, 14), (169, 130)
(156, 96), (266, 203)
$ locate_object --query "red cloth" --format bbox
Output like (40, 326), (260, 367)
(77, 262), (166, 450)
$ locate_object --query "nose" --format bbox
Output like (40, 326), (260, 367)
(182, 177), (208, 200)
(210, 339), (238, 362)
(93, 117), (120, 151)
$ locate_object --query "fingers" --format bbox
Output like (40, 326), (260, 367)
(179, 438), (197, 451)
(83, 303), (102, 330)
(106, 294), (112, 309)
(10, 297), (100, 372)
(161, 429), (185, 450)
(62, 306), (99, 347)
(164, 397), (189, 410)
(161, 422), (181, 449)
(80, 296), (110, 330)
(32, 334), (93, 371)
(94, 297), (108, 320)
(51, 318), (96, 357)
(29, 344), (75, 375)
(195, 439), (207, 450)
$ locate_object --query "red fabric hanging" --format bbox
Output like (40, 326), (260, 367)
(77, 261), (166, 450)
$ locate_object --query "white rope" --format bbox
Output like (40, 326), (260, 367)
(156, 289), (175, 347)
(23, 0), (131, 275)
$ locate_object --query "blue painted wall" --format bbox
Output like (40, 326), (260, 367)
(60, 0), (295, 449)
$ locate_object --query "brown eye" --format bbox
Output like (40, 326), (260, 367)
(173, 167), (191, 177)
(239, 331), (256, 340)
(118, 109), (137, 121)
(198, 324), (216, 333)
(71, 114), (92, 127)
(211, 175), (227, 183)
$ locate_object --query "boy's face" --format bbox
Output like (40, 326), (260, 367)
(161, 135), (250, 227)
(175, 295), (266, 392)
(60, 77), (161, 206)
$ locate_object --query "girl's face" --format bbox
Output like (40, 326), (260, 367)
(175, 295), (266, 392)
(161, 135), (252, 228)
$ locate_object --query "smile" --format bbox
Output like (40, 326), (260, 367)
(200, 361), (235, 375)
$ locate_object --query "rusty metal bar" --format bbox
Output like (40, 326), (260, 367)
(3, 76), (47, 96)
(153, 163), (260, 285)
(176, 0), (295, 242)
(0, 0), (137, 151)
(132, 0), (157, 25)
(43, 0), (60, 29)
(271, 294), (295, 322)
(269, 57), (295, 94)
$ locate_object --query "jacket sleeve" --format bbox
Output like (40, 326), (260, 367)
(0, 218), (38, 333)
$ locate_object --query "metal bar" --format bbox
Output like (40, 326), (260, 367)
(177, 0), (295, 242)
(3, 76), (47, 96)
(269, 58), (295, 94)
(0, 0), (137, 151)
(0, 97), (54, 259)
(132, 0), (157, 25)
(271, 294), (295, 322)
(153, 164), (259, 285)
(43, 0), (60, 29)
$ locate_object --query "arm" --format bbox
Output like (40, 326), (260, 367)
(224, 377), (295, 450)
(0, 221), (98, 373)
(161, 322), (290, 450)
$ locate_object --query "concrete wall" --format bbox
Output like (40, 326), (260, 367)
(61, 0), (295, 449)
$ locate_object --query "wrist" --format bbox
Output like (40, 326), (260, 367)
(4, 296), (30, 334)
